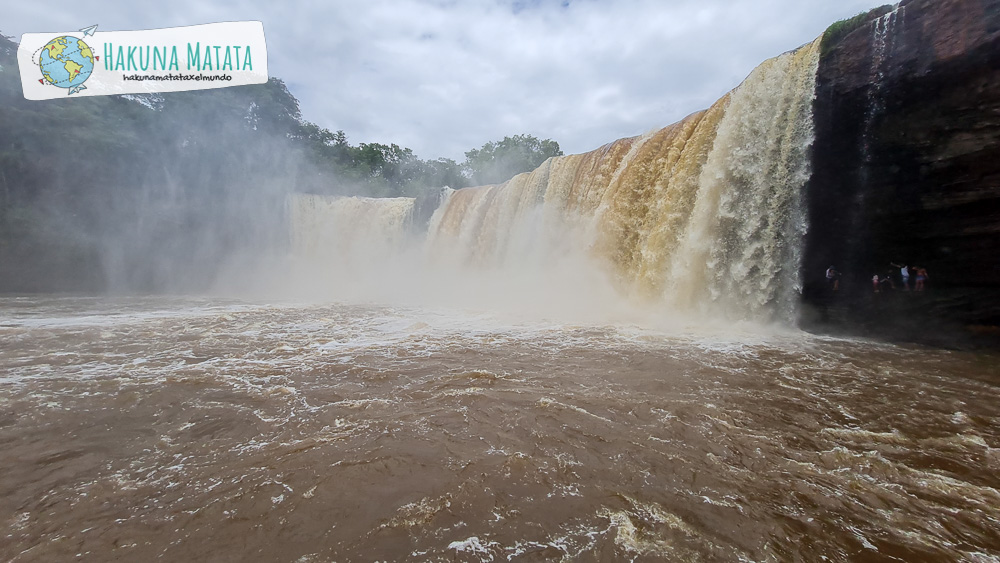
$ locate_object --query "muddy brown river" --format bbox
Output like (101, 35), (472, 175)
(2, 296), (999, 562)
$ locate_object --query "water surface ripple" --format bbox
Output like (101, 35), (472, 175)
(2, 297), (999, 562)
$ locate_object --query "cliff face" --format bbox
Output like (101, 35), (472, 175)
(803, 0), (1000, 345)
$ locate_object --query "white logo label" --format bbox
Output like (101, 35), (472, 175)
(18, 21), (269, 100)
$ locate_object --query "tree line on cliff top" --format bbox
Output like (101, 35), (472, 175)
(0, 33), (561, 292)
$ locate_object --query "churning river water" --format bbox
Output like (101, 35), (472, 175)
(2, 296), (999, 562)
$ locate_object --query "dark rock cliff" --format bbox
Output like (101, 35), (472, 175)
(802, 0), (1000, 347)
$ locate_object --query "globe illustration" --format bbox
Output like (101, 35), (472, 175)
(39, 35), (95, 90)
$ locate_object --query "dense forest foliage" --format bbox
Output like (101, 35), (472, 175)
(0, 33), (560, 293)
(464, 134), (563, 186)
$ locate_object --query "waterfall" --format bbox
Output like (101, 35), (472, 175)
(665, 39), (821, 322)
(288, 38), (822, 324)
(424, 38), (821, 323)
(289, 194), (415, 267)
(862, 5), (905, 164)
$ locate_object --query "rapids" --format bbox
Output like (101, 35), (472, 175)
(2, 296), (999, 561)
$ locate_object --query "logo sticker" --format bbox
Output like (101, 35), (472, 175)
(18, 21), (269, 100)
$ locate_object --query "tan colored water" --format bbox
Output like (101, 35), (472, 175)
(290, 195), (415, 265)
(425, 40), (820, 324)
(284, 41), (821, 324)
(2, 296), (999, 562)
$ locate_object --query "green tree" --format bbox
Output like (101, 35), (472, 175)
(411, 158), (467, 191)
(463, 134), (563, 185)
(355, 142), (417, 196)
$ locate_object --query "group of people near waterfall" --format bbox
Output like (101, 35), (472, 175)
(872, 262), (929, 293)
(825, 262), (929, 293)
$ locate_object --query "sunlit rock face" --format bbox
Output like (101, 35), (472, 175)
(803, 0), (1000, 343)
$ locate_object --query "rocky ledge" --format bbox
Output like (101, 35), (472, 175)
(802, 0), (1000, 347)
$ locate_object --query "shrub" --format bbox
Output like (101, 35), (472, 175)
(821, 5), (895, 56)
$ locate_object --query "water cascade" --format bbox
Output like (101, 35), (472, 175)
(289, 194), (416, 276)
(426, 38), (822, 323)
(864, 5), (905, 157)
(288, 39), (822, 322)
(666, 40), (820, 322)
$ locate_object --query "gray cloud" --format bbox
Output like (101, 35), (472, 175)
(5, 0), (888, 160)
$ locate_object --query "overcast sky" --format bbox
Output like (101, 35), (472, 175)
(5, 0), (889, 161)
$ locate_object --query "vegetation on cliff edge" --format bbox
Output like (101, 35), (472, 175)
(821, 5), (894, 56)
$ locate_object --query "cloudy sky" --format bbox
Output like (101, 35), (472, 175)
(5, 0), (888, 160)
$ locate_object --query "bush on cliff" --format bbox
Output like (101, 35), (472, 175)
(821, 5), (894, 56)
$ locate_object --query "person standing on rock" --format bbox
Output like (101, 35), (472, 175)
(891, 262), (910, 291)
(915, 267), (929, 291)
(826, 266), (840, 291)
